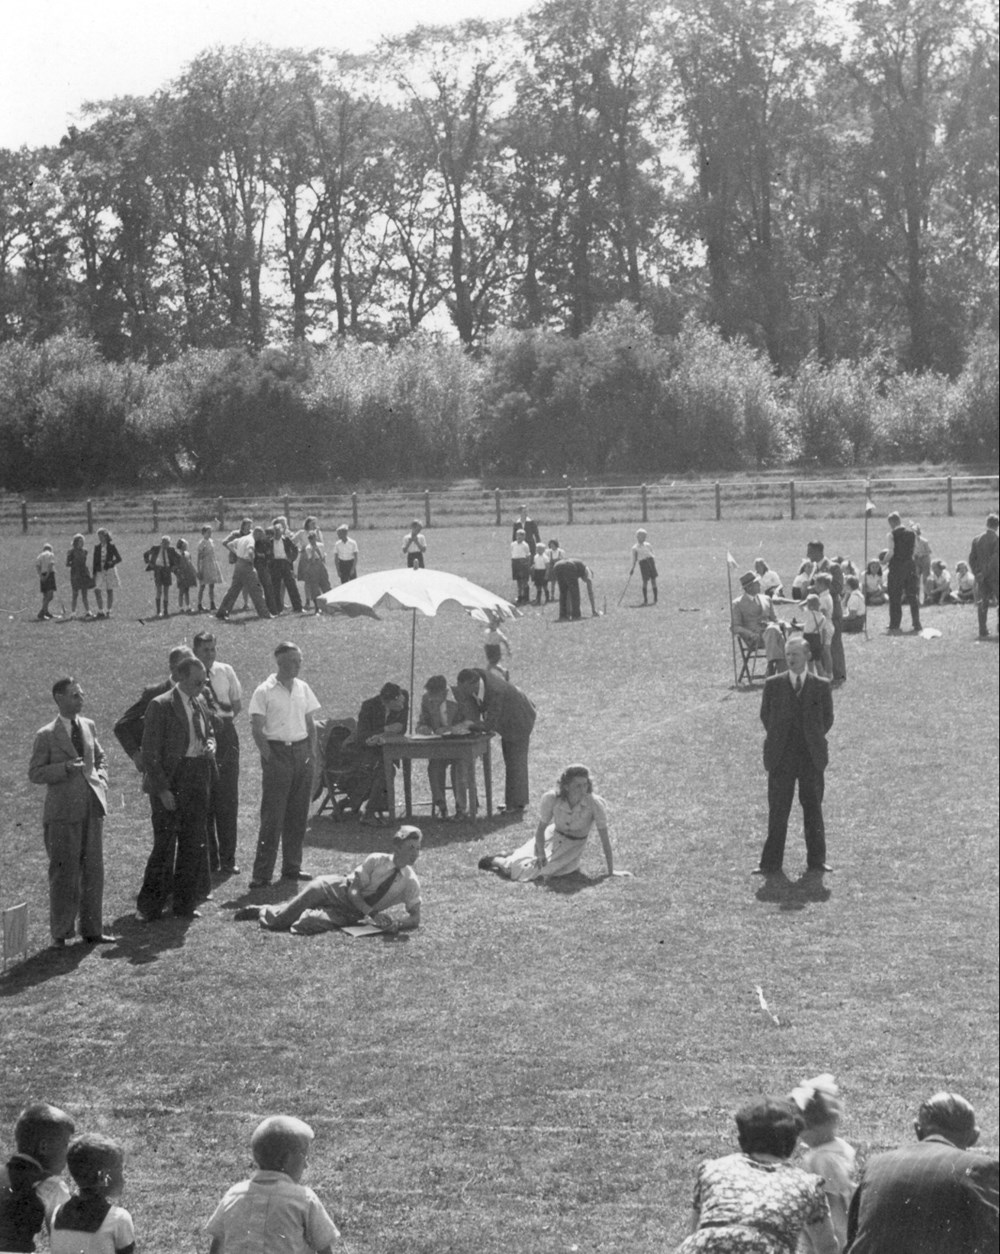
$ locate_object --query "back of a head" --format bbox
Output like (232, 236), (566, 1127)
(735, 1097), (803, 1160)
(66, 1133), (123, 1190)
(251, 1116), (314, 1172)
(916, 1092), (978, 1147)
(14, 1103), (75, 1164)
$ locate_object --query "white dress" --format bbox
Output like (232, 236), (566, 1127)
(498, 790), (608, 881)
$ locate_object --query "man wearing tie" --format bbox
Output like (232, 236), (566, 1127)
(29, 677), (112, 947)
(756, 636), (834, 876)
(138, 656), (216, 920)
(193, 631), (243, 876)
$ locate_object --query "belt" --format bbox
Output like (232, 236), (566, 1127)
(267, 738), (309, 748)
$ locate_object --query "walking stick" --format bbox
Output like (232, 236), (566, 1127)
(617, 569), (634, 607)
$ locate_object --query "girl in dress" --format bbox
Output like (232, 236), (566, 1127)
(299, 530), (331, 611)
(546, 537), (565, 600)
(789, 1074), (856, 1252)
(478, 764), (629, 882)
(863, 560), (886, 605)
(50, 1133), (135, 1254)
(174, 538), (199, 612)
(91, 527), (122, 618)
(197, 524), (224, 612)
(66, 534), (94, 618)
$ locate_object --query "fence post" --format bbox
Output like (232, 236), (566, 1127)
(351, 492), (358, 529)
(216, 497), (225, 530)
(86, 499), (94, 534)
(714, 481), (722, 521)
(946, 476), (953, 517)
(641, 483), (648, 523)
(788, 480), (796, 521)
(424, 489), (432, 528)
(283, 494), (291, 523)
(21, 500), (28, 534)
(494, 489), (502, 526)
(567, 485), (574, 525)
(152, 498), (159, 533)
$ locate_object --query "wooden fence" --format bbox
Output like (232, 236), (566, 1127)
(2, 475), (997, 536)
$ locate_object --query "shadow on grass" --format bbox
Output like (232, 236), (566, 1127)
(305, 811), (523, 854)
(754, 871), (831, 911)
(533, 870), (608, 895)
(0, 942), (90, 994)
(97, 912), (199, 965)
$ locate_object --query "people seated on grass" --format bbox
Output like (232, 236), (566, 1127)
(50, 1134), (135, 1254)
(754, 558), (783, 599)
(235, 825), (422, 936)
(841, 576), (866, 633)
(789, 1074), (856, 1253)
(924, 559), (958, 605)
(339, 682), (409, 824)
(791, 560), (813, 601)
(205, 1115), (340, 1254)
(0, 1102), (75, 1251)
(676, 1096), (839, 1254)
(954, 560), (976, 603)
(478, 764), (629, 882)
(863, 561), (886, 606)
(415, 675), (477, 819)
(732, 571), (786, 673)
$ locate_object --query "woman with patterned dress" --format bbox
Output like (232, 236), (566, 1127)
(677, 1098), (838, 1254)
(479, 764), (629, 881)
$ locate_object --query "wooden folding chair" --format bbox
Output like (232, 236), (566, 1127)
(735, 634), (769, 686)
(312, 717), (357, 817)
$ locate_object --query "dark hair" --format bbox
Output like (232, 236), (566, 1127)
(424, 674), (448, 693)
(557, 764), (593, 798)
(274, 642), (300, 657)
(807, 540), (824, 555)
(380, 681), (403, 701)
(735, 1098), (803, 1158)
(192, 632), (216, 650)
(66, 1133), (124, 1190)
(175, 657), (204, 681)
(456, 668), (480, 686)
(988, 514), (999, 529)
(52, 676), (76, 699)
(917, 1092), (976, 1141)
(14, 1104), (75, 1159)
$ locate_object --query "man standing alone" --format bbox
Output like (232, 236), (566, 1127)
(28, 678), (113, 947)
(248, 643), (321, 888)
(885, 511), (922, 633)
(968, 513), (999, 639)
(756, 637), (833, 876)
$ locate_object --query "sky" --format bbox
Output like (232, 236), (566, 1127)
(0, 0), (534, 150)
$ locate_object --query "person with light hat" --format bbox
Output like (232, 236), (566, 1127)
(731, 571), (786, 670)
(332, 524), (359, 584)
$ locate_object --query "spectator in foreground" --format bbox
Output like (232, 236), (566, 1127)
(50, 1134), (134, 1254)
(846, 1092), (999, 1253)
(0, 1102), (75, 1252)
(205, 1116), (340, 1253)
(789, 1074), (856, 1251)
(675, 1097), (838, 1253)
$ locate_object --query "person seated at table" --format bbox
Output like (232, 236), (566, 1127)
(340, 683), (409, 825)
(731, 572), (786, 672)
(955, 560), (976, 603)
(841, 575), (866, 633)
(235, 825), (423, 935)
(415, 675), (476, 819)
(791, 560), (813, 601)
(924, 559), (958, 605)
(478, 764), (629, 882)
(863, 560), (886, 605)
(754, 559), (783, 598)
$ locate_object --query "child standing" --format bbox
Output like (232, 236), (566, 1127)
(197, 525), (224, 612)
(799, 594), (831, 676)
(530, 543), (551, 604)
(0, 1102), (75, 1250)
(510, 530), (532, 605)
(66, 534), (95, 619)
(789, 1074), (856, 1252)
(91, 527), (122, 618)
(546, 538), (565, 601)
(403, 520), (427, 569)
(483, 609), (512, 679)
(300, 532), (331, 612)
(332, 524), (359, 583)
(174, 538), (199, 613)
(36, 543), (57, 619)
(50, 1134), (135, 1254)
(205, 1115), (340, 1254)
(143, 535), (179, 618)
(630, 529), (658, 605)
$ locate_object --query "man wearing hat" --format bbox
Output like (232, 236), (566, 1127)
(235, 826), (423, 935)
(731, 571), (786, 670)
(332, 524), (359, 583)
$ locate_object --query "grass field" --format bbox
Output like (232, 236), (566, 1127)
(1, 517), (997, 1252)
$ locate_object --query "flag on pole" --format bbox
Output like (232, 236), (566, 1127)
(865, 499), (876, 515)
(726, 551), (738, 568)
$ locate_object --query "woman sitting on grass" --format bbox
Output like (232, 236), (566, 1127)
(478, 764), (629, 881)
(676, 1096), (838, 1253)
(863, 560), (886, 605)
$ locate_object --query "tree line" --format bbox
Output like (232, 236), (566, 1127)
(0, 0), (995, 380)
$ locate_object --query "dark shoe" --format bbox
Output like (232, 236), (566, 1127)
(173, 909), (202, 919)
(219, 864), (240, 876)
(83, 934), (116, 944)
(215, 612), (228, 621)
(807, 863), (833, 873)
(234, 905), (263, 922)
(478, 855), (502, 871)
(248, 879), (271, 889)
(138, 910), (163, 923)
(281, 870), (313, 881)
(50, 937), (67, 949)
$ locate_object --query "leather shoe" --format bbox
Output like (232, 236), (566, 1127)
(807, 863), (833, 873)
(83, 934), (116, 944)
(234, 905), (262, 922)
(173, 909), (202, 919)
(281, 870), (313, 881)
(219, 864), (240, 876)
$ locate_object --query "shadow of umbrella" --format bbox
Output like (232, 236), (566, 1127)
(317, 567), (519, 731)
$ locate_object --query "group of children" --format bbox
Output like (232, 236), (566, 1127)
(861, 554), (976, 607)
(1, 1102), (339, 1254)
(509, 533), (567, 605)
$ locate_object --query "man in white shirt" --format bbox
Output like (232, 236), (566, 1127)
(248, 643), (321, 887)
(216, 525), (272, 620)
(193, 631), (243, 876)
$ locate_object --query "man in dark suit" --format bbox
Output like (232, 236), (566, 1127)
(341, 683), (409, 823)
(968, 512), (999, 639)
(113, 645), (195, 772)
(455, 667), (536, 812)
(137, 656), (216, 920)
(756, 636), (834, 875)
(885, 510), (922, 633)
(846, 1091), (999, 1253)
(512, 504), (541, 551)
(28, 677), (113, 947)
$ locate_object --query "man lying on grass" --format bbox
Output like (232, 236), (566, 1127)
(235, 826), (422, 935)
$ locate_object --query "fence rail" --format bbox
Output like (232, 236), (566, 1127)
(2, 475), (997, 536)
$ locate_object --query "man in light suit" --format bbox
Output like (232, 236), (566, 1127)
(846, 1092), (999, 1253)
(28, 677), (112, 947)
(137, 656), (216, 921)
(756, 636), (834, 875)
(455, 667), (537, 812)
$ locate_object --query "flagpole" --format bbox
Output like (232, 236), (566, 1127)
(408, 608), (416, 735)
(863, 484), (874, 641)
(726, 553), (739, 686)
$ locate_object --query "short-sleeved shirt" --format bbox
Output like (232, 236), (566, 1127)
(205, 661), (242, 720)
(205, 1170), (340, 1253)
(350, 852), (421, 913)
(229, 533), (257, 562)
(36, 551), (57, 575)
(632, 541), (656, 563)
(403, 532), (426, 553)
(249, 675), (321, 742)
(510, 541), (531, 560)
(333, 538), (358, 561)
(538, 790), (608, 839)
(50, 1201), (135, 1254)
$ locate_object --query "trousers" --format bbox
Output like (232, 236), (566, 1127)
(137, 758), (212, 917)
(252, 741), (312, 883)
(760, 745), (826, 872)
(43, 794), (104, 940)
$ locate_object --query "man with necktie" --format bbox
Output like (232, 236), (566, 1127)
(755, 636), (834, 876)
(235, 825), (423, 935)
(193, 631), (243, 876)
(28, 677), (113, 947)
(138, 656), (217, 920)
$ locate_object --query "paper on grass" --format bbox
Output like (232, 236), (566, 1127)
(339, 923), (386, 938)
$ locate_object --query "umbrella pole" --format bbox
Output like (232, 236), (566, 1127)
(409, 607), (416, 735)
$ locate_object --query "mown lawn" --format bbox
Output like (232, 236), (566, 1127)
(1, 516), (997, 1252)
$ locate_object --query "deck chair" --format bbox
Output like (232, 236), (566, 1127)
(312, 716), (357, 817)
